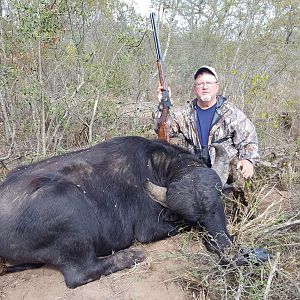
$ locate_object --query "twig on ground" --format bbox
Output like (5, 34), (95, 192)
(263, 252), (280, 300)
(234, 269), (244, 300)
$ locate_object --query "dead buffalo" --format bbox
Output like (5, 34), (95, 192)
(0, 136), (232, 288)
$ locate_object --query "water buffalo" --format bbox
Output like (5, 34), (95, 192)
(0, 136), (232, 288)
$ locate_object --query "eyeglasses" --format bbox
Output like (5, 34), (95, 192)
(194, 81), (218, 88)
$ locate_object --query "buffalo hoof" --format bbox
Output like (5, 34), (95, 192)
(0, 257), (7, 276)
(119, 248), (147, 267)
(0, 264), (7, 276)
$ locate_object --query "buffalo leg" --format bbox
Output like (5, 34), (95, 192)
(60, 248), (146, 288)
(47, 235), (145, 288)
(29, 233), (146, 289)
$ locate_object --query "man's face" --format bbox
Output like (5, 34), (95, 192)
(193, 72), (219, 102)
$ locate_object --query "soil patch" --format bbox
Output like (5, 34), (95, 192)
(0, 236), (201, 300)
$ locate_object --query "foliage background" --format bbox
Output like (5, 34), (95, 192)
(0, 1), (299, 299)
(0, 0), (299, 163)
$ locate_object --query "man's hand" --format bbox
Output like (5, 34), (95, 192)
(157, 85), (172, 102)
(237, 159), (254, 179)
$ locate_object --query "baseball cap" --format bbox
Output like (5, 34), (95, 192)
(194, 65), (218, 81)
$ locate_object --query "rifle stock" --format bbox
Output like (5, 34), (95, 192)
(157, 108), (170, 142)
(150, 12), (171, 142)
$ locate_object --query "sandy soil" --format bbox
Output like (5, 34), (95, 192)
(0, 236), (197, 300)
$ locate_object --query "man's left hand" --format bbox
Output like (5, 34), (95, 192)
(237, 160), (254, 179)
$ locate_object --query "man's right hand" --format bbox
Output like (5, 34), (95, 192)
(237, 160), (254, 179)
(157, 84), (172, 102)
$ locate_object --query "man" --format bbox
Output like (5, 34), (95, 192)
(154, 66), (259, 201)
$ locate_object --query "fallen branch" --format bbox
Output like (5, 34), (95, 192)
(258, 160), (280, 169)
(259, 219), (300, 235)
(234, 269), (244, 300)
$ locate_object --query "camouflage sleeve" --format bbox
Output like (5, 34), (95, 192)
(232, 108), (260, 165)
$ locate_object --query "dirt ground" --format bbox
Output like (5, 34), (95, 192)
(0, 236), (200, 300)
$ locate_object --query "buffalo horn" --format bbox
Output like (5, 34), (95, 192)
(143, 180), (167, 207)
(211, 143), (230, 187)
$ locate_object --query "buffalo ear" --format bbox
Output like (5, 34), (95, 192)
(222, 183), (233, 194)
(143, 180), (168, 208)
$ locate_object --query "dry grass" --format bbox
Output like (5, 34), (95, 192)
(172, 157), (300, 300)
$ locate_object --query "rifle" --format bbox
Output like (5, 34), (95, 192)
(150, 12), (172, 142)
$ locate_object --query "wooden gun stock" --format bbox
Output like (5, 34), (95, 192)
(157, 108), (170, 142)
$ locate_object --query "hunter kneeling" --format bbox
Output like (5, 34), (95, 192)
(153, 65), (260, 216)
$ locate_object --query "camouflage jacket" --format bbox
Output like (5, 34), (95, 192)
(154, 95), (260, 165)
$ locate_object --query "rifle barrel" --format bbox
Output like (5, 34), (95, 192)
(150, 13), (167, 89)
(150, 12), (171, 143)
